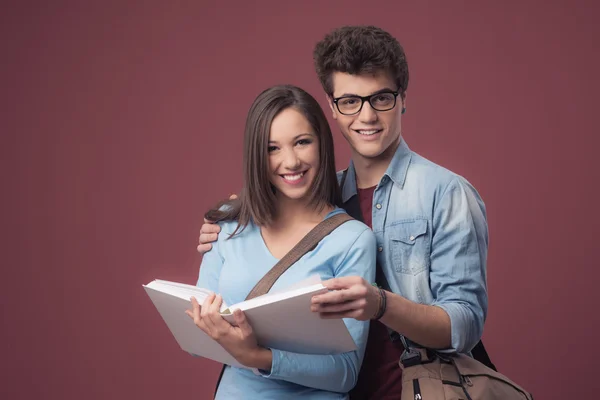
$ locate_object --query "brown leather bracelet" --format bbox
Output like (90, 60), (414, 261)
(371, 286), (382, 320)
(377, 288), (387, 319)
(372, 287), (387, 320)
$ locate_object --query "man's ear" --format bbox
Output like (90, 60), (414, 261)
(401, 93), (407, 114)
(325, 94), (338, 120)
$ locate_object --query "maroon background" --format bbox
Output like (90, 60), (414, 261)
(2, 1), (599, 399)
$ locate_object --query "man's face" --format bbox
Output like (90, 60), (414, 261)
(327, 71), (404, 161)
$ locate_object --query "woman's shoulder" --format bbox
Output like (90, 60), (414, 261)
(217, 219), (242, 233)
(321, 209), (377, 275)
(325, 208), (375, 247)
(216, 220), (258, 243)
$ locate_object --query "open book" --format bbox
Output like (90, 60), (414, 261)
(143, 275), (357, 368)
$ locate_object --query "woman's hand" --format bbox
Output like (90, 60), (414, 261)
(185, 293), (272, 370)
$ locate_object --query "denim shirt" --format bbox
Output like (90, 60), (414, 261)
(337, 139), (489, 353)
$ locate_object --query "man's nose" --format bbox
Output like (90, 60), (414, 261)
(358, 101), (378, 123)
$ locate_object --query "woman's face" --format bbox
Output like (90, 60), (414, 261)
(267, 107), (320, 203)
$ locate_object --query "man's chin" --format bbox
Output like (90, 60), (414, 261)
(350, 136), (401, 161)
(351, 142), (389, 160)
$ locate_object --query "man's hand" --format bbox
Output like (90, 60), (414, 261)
(310, 276), (381, 321)
(197, 194), (237, 254)
(197, 218), (220, 254)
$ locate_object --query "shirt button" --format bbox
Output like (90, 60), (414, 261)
(378, 246), (383, 252)
(375, 203), (382, 209)
(410, 235), (415, 241)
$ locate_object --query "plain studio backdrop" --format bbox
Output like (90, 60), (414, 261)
(1, 1), (598, 399)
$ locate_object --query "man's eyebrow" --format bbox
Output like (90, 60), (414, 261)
(335, 88), (397, 98)
(268, 133), (314, 144)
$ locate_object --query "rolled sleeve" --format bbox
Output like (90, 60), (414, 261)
(430, 177), (489, 353)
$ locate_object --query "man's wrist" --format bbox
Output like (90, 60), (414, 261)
(371, 287), (387, 320)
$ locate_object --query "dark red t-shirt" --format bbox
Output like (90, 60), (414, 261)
(349, 186), (404, 399)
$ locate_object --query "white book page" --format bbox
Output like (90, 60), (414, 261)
(144, 280), (229, 311)
(265, 274), (322, 295)
(227, 274), (325, 313)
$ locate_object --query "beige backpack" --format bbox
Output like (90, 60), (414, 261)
(399, 347), (533, 400)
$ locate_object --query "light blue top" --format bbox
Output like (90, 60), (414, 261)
(197, 208), (376, 399)
(338, 139), (489, 353)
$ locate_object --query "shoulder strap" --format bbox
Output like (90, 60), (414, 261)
(470, 340), (497, 371)
(244, 212), (353, 300)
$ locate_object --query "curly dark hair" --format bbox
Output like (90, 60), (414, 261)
(313, 25), (409, 99)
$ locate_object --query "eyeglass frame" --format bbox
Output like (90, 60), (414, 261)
(331, 90), (402, 115)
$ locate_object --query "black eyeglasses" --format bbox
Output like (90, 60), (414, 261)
(332, 90), (400, 115)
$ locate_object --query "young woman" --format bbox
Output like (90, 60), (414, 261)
(187, 85), (376, 399)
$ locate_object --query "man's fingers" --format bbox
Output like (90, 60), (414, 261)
(229, 194), (238, 200)
(318, 310), (361, 319)
(312, 299), (365, 314)
(312, 288), (356, 305)
(200, 223), (221, 235)
(197, 243), (212, 254)
(199, 233), (218, 244)
(320, 278), (344, 290)
(321, 276), (362, 291)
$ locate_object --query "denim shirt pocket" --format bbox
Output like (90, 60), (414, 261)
(389, 219), (431, 275)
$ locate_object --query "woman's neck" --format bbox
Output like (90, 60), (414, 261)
(258, 197), (335, 259)
(268, 196), (334, 232)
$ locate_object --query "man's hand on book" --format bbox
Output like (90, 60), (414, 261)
(310, 276), (380, 321)
(186, 293), (272, 370)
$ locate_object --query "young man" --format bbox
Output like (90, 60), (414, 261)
(197, 26), (489, 399)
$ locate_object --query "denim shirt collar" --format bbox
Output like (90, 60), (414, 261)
(341, 138), (413, 203)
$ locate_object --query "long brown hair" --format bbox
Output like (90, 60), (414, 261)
(205, 85), (341, 236)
